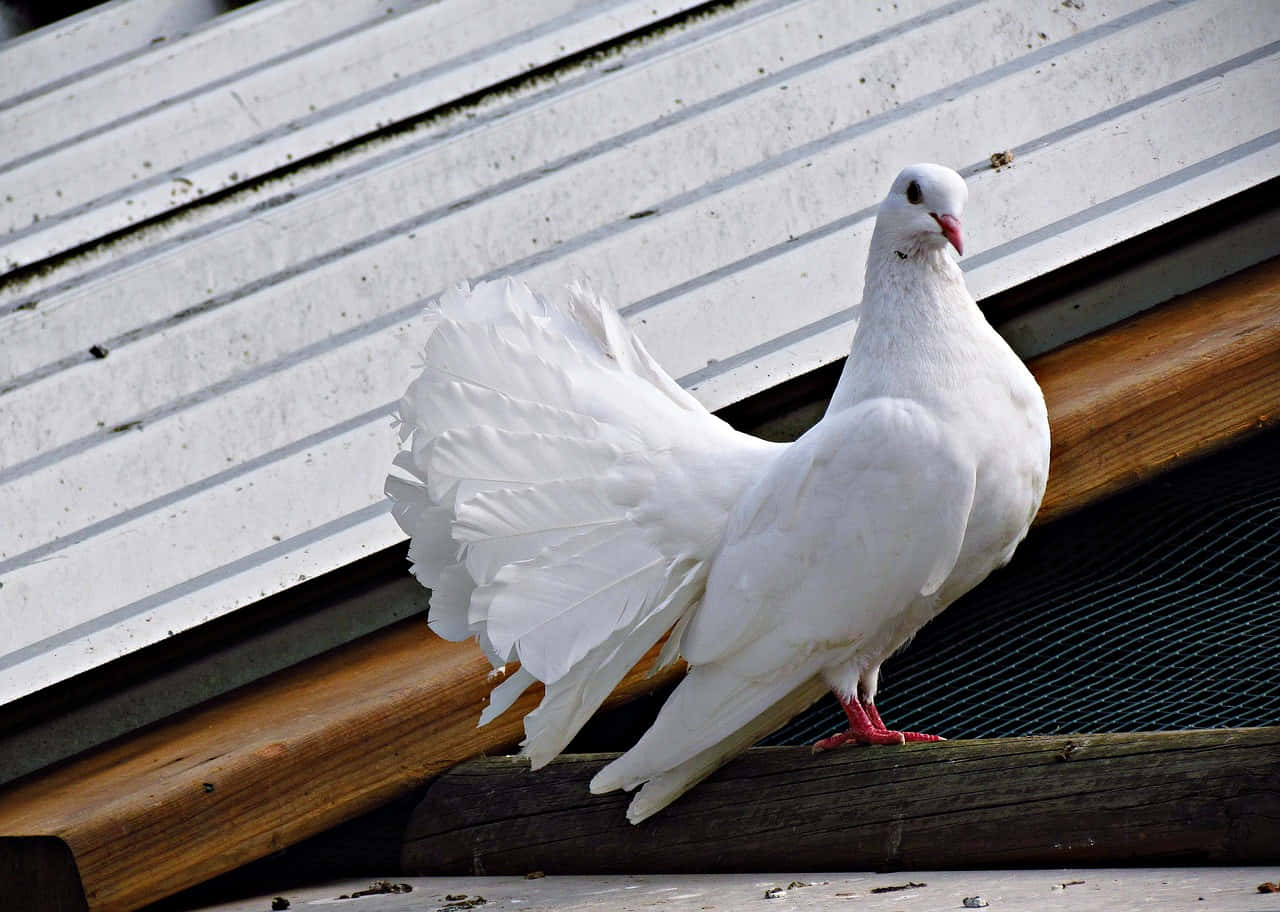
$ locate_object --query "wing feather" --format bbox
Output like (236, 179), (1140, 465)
(681, 397), (976, 670)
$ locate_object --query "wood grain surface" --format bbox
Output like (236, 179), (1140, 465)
(403, 729), (1280, 874)
(0, 256), (1277, 910)
(1033, 255), (1280, 522)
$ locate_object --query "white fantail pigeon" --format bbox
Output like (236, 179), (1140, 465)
(387, 163), (1051, 823)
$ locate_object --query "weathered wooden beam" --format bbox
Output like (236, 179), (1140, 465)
(0, 257), (1277, 910)
(403, 729), (1280, 875)
(1032, 254), (1280, 522)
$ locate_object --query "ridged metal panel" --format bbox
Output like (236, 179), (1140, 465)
(0, 0), (712, 266)
(0, 0), (227, 96)
(1, 0), (1277, 705)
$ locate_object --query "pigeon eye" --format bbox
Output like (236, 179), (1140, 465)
(906, 180), (922, 204)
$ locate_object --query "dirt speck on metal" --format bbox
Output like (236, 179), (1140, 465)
(437, 894), (487, 911)
(870, 881), (926, 894)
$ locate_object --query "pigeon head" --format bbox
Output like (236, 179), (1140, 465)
(875, 163), (968, 257)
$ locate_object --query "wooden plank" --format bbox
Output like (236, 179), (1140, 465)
(0, 257), (1277, 909)
(1033, 254), (1280, 522)
(402, 729), (1280, 875)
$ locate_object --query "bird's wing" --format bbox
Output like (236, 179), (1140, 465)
(592, 397), (977, 820)
(387, 279), (779, 765)
(679, 396), (977, 671)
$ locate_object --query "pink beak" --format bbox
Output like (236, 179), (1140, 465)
(932, 213), (963, 255)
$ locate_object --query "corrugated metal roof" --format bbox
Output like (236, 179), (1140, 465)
(0, 0), (227, 86)
(1, 0), (1278, 706)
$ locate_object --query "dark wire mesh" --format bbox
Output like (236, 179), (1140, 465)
(761, 428), (1280, 745)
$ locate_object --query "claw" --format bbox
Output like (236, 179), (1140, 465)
(813, 728), (904, 751)
(810, 697), (943, 750)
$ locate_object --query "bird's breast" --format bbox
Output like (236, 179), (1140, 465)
(943, 366), (1050, 601)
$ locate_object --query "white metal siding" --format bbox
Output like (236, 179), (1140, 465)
(1, 0), (1277, 704)
(0, 0), (228, 97)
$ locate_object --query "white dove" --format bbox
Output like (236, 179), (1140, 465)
(386, 163), (1050, 823)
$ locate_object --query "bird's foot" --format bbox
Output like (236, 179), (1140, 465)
(864, 701), (944, 743)
(811, 699), (944, 752)
(812, 728), (904, 751)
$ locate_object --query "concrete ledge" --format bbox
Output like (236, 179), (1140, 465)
(186, 869), (1280, 912)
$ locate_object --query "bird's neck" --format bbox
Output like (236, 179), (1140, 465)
(827, 240), (995, 413)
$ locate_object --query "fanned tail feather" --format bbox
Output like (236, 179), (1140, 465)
(562, 280), (706, 415)
(400, 374), (602, 444)
(475, 525), (670, 680)
(454, 481), (625, 584)
(521, 560), (704, 767)
(425, 426), (627, 503)
(387, 278), (774, 768)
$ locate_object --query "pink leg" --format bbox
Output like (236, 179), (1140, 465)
(812, 695), (944, 751)
(862, 701), (888, 730)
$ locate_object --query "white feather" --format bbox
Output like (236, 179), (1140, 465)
(614, 676), (829, 824)
(388, 274), (772, 786)
(522, 560), (704, 767)
(398, 375), (603, 444)
(652, 605), (692, 675)
(455, 481), (625, 584)
(425, 426), (625, 503)
(384, 478), (456, 585)
(421, 320), (576, 410)
(479, 526), (669, 682)
(478, 665), (538, 726)
(425, 563), (478, 644)
(432, 277), (548, 330)
(562, 280), (705, 414)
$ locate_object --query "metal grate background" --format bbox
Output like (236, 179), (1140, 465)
(761, 427), (1280, 746)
